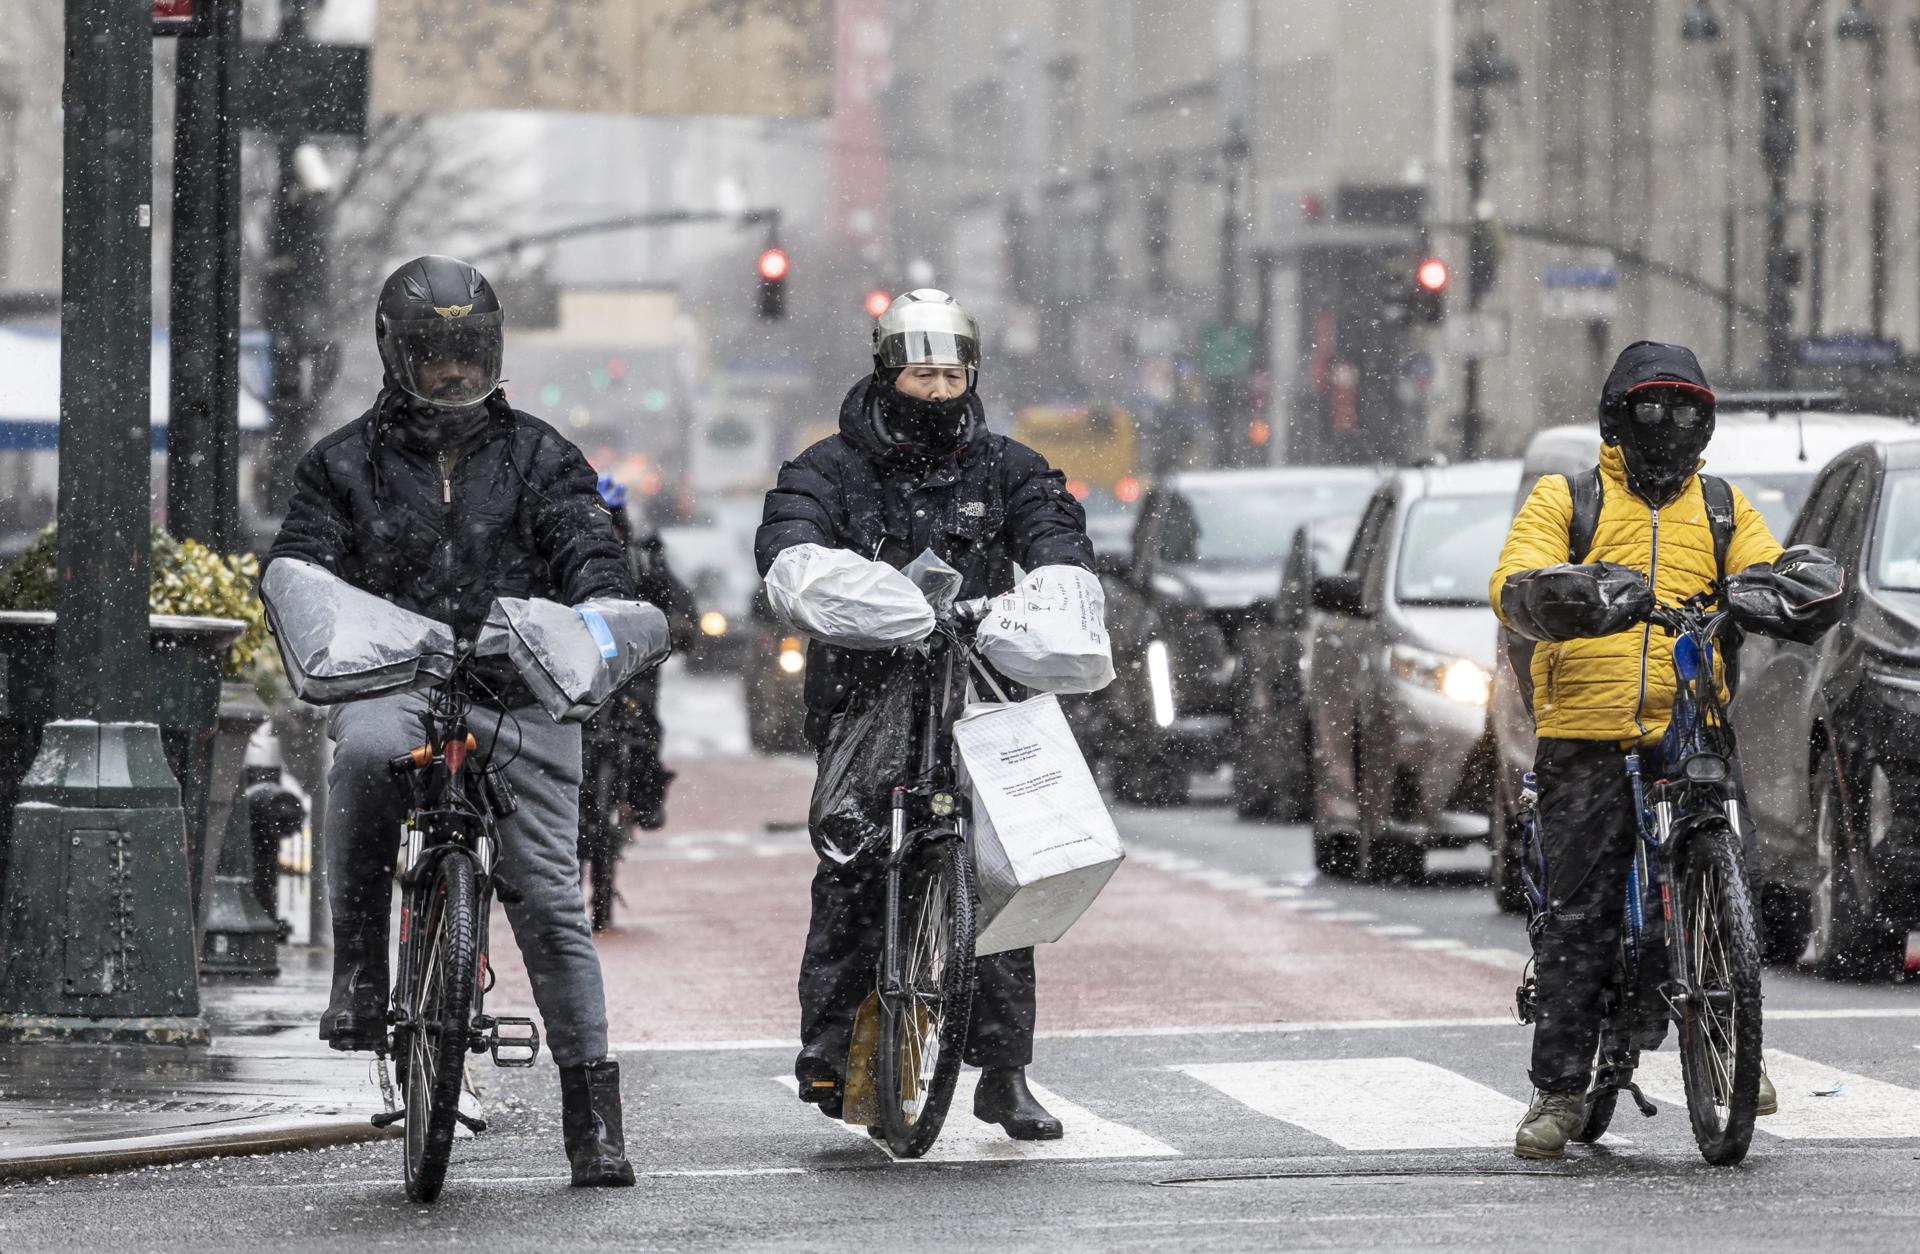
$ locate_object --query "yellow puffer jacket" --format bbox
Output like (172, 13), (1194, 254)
(1490, 443), (1782, 744)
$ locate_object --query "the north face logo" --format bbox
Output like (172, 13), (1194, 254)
(959, 501), (987, 518)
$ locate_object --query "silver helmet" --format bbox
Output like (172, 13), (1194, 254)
(872, 289), (981, 379)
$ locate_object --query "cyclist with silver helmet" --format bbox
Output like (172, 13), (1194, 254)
(268, 255), (638, 1187)
(755, 290), (1095, 1140)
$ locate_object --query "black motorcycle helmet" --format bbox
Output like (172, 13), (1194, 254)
(375, 255), (504, 410)
(1598, 340), (1716, 507)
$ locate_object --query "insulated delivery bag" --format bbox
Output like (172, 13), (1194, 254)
(953, 693), (1124, 955)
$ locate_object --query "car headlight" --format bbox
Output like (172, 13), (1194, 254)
(699, 610), (729, 637)
(1146, 639), (1177, 728)
(778, 636), (805, 674)
(1388, 644), (1491, 706)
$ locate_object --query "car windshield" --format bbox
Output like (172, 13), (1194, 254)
(1395, 493), (1512, 606)
(1726, 472), (1816, 539)
(1162, 478), (1374, 566)
(1876, 472), (1920, 592)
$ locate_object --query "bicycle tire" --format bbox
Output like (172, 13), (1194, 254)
(1574, 1085), (1618, 1143)
(589, 841), (617, 932)
(1677, 824), (1763, 1166)
(876, 834), (976, 1158)
(404, 854), (479, 1203)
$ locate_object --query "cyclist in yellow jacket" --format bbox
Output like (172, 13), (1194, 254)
(1491, 341), (1844, 1159)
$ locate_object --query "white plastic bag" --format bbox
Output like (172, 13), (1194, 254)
(975, 564), (1116, 694)
(475, 596), (671, 723)
(764, 543), (934, 650)
(954, 694), (1124, 955)
(260, 557), (458, 703)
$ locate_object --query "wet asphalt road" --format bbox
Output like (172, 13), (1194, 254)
(8, 673), (1920, 1251)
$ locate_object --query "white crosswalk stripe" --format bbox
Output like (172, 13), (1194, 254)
(1635, 1049), (1920, 1140)
(775, 1074), (1179, 1163)
(1171, 1058), (1535, 1151)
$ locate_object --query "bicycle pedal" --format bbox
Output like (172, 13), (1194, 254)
(455, 1110), (488, 1134)
(370, 1108), (407, 1129)
(493, 874), (525, 906)
(1626, 1083), (1659, 1118)
(488, 1015), (541, 1067)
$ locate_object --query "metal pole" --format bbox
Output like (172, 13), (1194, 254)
(1459, 78), (1488, 459)
(1866, 29), (1889, 338)
(261, 0), (323, 510)
(1718, 51), (1738, 377)
(1759, 52), (1796, 389)
(0, 0), (206, 1045)
(168, 0), (242, 552)
(1214, 120), (1248, 467)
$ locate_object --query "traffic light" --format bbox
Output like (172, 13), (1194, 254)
(756, 247), (789, 320)
(1413, 257), (1449, 324)
(864, 289), (892, 319)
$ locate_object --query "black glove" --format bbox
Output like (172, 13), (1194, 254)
(1724, 545), (1845, 645)
(1500, 561), (1654, 643)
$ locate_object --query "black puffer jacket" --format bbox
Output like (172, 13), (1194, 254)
(755, 376), (1094, 738)
(268, 391), (631, 705)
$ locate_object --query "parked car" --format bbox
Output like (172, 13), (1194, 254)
(743, 586), (810, 753)
(1487, 405), (1920, 912)
(1096, 466), (1380, 805)
(662, 501), (760, 673)
(1735, 436), (1920, 976)
(1304, 461), (1520, 880)
(1227, 518), (1363, 819)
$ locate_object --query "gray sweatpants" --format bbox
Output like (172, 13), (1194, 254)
(325, 691), (609, 1066)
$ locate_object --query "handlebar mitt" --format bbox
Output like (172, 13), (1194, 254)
(476, 596), (671, 724)
(763, 543), (936, 650)
(1724, 545), (1845, 645)
(1499, 561), (1654, 643)
(260, 557), (458, 703)
(976, 565), (1117, 694)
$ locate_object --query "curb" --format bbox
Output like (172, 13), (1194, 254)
(0, 1114), (400, 1182)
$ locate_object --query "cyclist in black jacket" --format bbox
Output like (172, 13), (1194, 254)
(756, 290), (1093, 1140)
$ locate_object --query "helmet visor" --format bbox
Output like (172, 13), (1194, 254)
(875, 329), (981, 370)
(386, 311), (504, 408)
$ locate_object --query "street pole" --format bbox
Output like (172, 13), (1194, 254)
(0, 0), (206, 1045)
(169, 0), (242, 552)
(1453, 33), (1515, 460)
(1758, 53), (1795, 389)
(1213, 119), (1249, 467)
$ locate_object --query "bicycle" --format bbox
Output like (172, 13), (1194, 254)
(1518, 592), (1765, 1166)
(839, 597), (996, 1158)
(367, 641), (542, 1202)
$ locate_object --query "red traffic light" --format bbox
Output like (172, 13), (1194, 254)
(1416, 258), (1450, 292)
(757, 247), (790, 282)
(864, 289), (892, 319)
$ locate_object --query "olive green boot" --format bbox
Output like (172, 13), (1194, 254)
(1757, 1069), (1777, 1117)
(1514, 1091), (1586, 1160)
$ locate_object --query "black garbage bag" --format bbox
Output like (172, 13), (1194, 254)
(807, 667), (920, 867)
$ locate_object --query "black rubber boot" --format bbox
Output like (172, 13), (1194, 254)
(319, 924), (389, 1052)
(794, 1046), (844, 1120)
(560, 1059), (636, 1187)
(973, 1067), (1064, 1140)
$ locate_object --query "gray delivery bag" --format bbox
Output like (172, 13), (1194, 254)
(476, 596), (670, 722)
(260, 557), (458, 703)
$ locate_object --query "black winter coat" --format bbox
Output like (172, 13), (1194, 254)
(267, 391), (631, 706)
(755, 377), (1093, 738)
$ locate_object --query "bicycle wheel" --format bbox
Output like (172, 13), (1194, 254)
(589, 838), (617, 932)
(404, 854), (479, 1203)
(875, 834), (976, 1158)
(1677, 824), (1764, 1166)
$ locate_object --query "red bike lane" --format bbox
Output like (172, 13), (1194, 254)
(486, 757), (1516, 1046)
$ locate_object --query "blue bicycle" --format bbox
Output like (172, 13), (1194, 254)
(1520, 592), (1764, 1166)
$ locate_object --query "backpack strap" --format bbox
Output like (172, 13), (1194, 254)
(1700, 473), (1736, 577)
(1564, 467), (1604, 564)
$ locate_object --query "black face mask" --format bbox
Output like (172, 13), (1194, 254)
(880, 385), (972, 455)
(1614, 403), (1713, 507)
(387, 394), (494, 453)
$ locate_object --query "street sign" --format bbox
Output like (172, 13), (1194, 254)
(152, 0), (208, 36)
(1443, 311), (1508, 359)
(1540, 259), (1618, 321)
(236, 43), (370, 137)
(1796, 334), (1903, 369)
(1200, 324), (1259, 379)
(373, 0), (832, 117)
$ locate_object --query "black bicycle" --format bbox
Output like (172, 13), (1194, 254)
(838, 598), (998, 1157)
(1520, 593), (1765, 1166)
(369, 643), (541, 1202)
